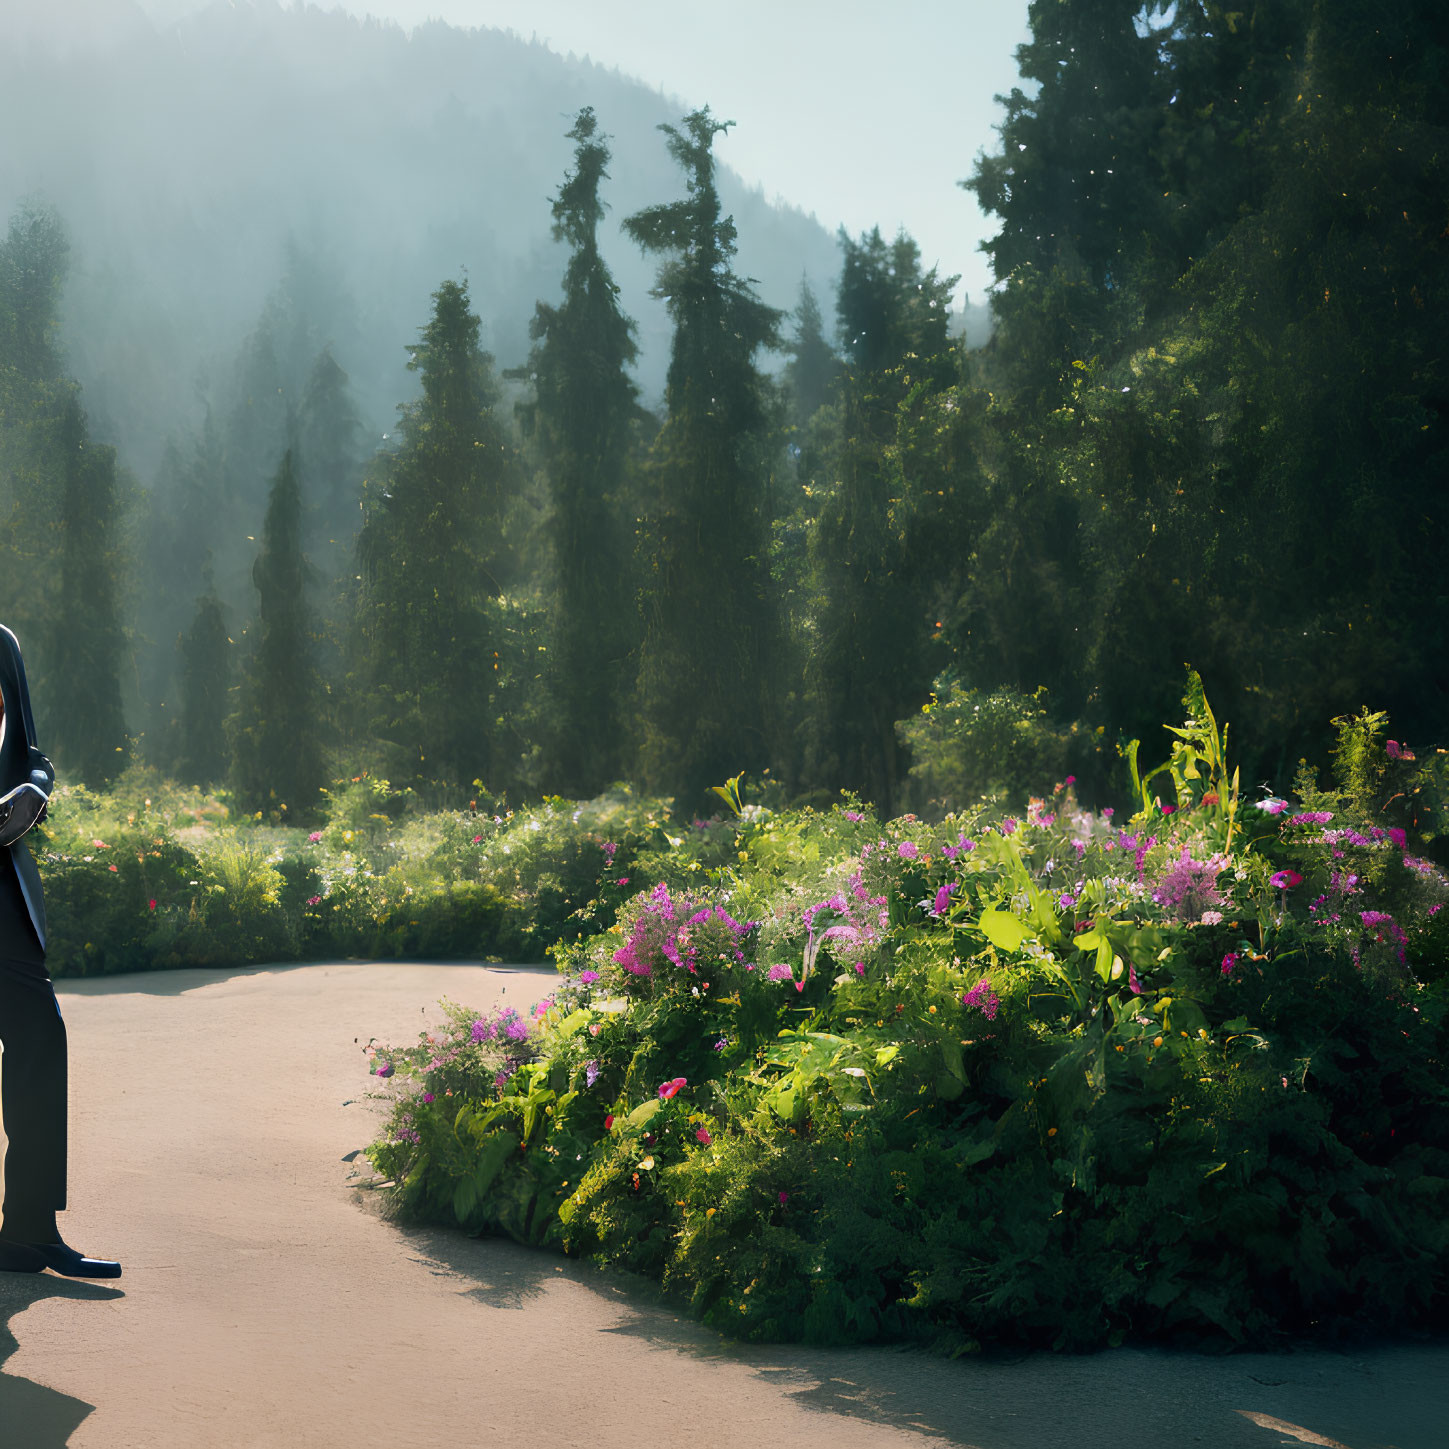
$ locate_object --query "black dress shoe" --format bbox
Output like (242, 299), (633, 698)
(0, 1239), (45, 1273)
(22, 1240), (121, 1278)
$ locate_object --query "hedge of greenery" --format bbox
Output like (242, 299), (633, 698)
(36, 771), (683, 977)
(365, 685), (1449, 1351)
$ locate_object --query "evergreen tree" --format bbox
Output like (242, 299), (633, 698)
(782, 278), (837, 427)
(44, 392), (130, 784)
(177, 570), (231, 787)
(521, 107), (641, 796)
(232, 450), (326, 820)
(0, 205), (131, 781)
(354, 278), (515, 792)
(805, 229), (962, 811)
(297, 345), (364, 570)
(623, 108), (783, 810)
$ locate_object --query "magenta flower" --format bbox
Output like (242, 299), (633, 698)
(658, 1077), (687, 1101)
(1128, 963), (1143, 995)
(695, 1127), (712, 1146)
(1269, 869), (1303, 889)
(421, 1092), (435, 1104)
(962, 977), (1001, 1021)
(1221, 952), (1241, 977)
(766, 963), (794, 983)
(778, 1190), (790, 1205)
(1257, 798), (1291, 815)
(844, 811), (866, 822)
(374, 1061), (394, 1078)
(897, 841), (920, 860)
(306, 894), (322, 906)
(579, 969), (600, 985)
(932, 883), (956, 917)
(1387, 827), (1407, 848)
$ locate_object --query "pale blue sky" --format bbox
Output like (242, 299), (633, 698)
(133, 0), (1033, 308)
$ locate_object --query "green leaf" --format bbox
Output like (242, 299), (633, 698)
(624, 1098), (662, 1131)
(978, 908), (1034, 952)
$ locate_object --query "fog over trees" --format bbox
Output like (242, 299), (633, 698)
(0, 0), (1443, 823)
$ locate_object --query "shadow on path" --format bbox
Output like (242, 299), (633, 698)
(0, 1275), (121, 1446)
(54, 959), (547, 999)
(366, 1198), (1449, 1449)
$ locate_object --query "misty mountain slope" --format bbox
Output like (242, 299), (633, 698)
(1, 0), (841, 478)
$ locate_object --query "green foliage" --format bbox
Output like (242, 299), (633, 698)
(517, 107), (642, 797)
(897, 679), (1075, 815)
(354, 277), (521, 794)
(366, 686), (1449, 1352)
(176, 579), (232, 787)
(803, 226), (969, 814)
(231, 450), (327, 823)
(624, 109), (784, 811)
(0, 204), (131, 783)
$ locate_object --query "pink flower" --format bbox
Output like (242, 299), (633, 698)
(1128, 963), (1143, 995)
(471, 834), (483, 844)
(374, 1061), (394, 1078)
(778, 1190), (790, 1205)
(306, 895), (322, 906)
(1161, 802), (1176, 815)
(1269, 869), (1303, 889)
(147, 898), (157, 911)
(897, 841), (919, 860)
(658, 1077), (687, 1101)
(1221, 952), (1240, 977)
(695, 1127), (712, 1146)
(1387, 827), (1407, 849)
(932, 883), (956, 917)
(421, 1092), (435, 1104)
(579, 969), (600, 985)
(92, 839), (108, 849)
(307, 831), (323, 843)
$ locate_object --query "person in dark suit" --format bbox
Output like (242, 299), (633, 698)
(0, 624), (121, 1278)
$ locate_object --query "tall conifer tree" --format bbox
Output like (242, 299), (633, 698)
(355, 278), (514, 791)
(45, 392), (130, 783)
(623, 109), (783, 810)
(232, 450), (326, 820)
(177, 571), (231, 787)
(807, 229), (960, 811)
(522, 107), (640, 796)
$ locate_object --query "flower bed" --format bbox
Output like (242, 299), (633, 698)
(365, 688), (1449, 1350)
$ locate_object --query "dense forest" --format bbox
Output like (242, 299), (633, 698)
(1, 0), (1444, 822)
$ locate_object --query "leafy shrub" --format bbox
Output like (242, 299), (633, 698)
(896, 678), (1080, 815)
(367, 680), (1449, 1351)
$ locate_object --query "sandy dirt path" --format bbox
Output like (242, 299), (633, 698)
(0, 962), (1444, 1449)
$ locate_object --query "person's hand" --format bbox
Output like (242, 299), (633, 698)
(0, 781), (49, 846)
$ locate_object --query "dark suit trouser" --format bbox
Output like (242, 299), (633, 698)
(0, 956), (66, 1239)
